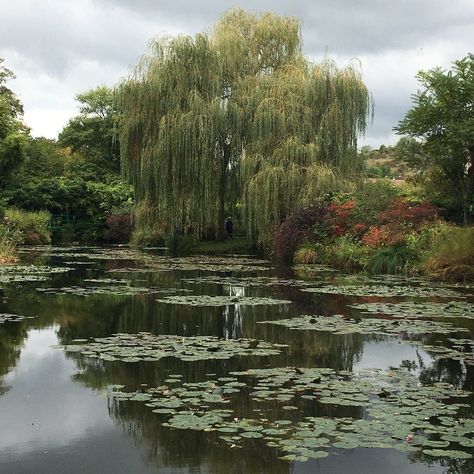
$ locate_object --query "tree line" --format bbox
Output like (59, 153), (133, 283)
(0, 9), (472, 248)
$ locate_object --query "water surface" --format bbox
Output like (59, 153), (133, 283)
(0, 247), (472, 473)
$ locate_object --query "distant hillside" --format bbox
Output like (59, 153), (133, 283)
(360, 138), (423, 181)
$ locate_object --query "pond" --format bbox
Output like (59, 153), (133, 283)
(0, 246), (473, 474)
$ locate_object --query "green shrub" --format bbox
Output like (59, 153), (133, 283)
(130, 201), (166, 245)
(353, 180), (399, 223)
(367, 245), (416, 275)
(293, 242), (321, 264)
(405, 220), (454, 256)
(130, 225), (165, 246)
(327, 236), (369, 272)
(4, 208), (51, 244)
(422, 227), (474, 281)
(166, 234), (197, 256)
(0, 224), (19, 263)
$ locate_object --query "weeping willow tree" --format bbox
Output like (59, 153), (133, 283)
(118, 9), (372, 242)
(241, 58), (372, 241)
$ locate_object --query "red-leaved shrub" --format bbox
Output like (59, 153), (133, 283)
(325, 200), (356, 236)
(273, 205), (327, 261)
(359, 199), (438, 248)
(361, 225), (405, 247)
(377, 198), (438, 228)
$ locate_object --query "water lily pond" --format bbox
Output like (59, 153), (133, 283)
(0, 246), (473, 474)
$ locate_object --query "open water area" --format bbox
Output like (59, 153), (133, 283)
(0, 246), (473, 474)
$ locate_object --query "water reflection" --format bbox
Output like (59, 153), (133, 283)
(223, 285), (245, 340)
(0, 248), (472, 473)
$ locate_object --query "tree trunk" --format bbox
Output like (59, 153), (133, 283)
(216, 141), (230, 241)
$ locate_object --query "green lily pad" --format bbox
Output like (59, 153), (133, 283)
(62, 332), (286, 362)
(156, 295), (291, 306)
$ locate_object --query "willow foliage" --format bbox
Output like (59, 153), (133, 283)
(118, 9), (372, 241)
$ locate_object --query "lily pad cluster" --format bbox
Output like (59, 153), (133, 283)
(36, 285), (192, 297)
(181, 276), (313, 288)
(106, 256), (271, 273)
(0, 265), (71, 283)
(156, 295), (292, 306)
(149, 262), (270, 273)
(108, 267), (154, 274)
(292, 264), (338, 274)
(62, 333), (287, 362)
(0, 313), (34, 324)
(302, 284), (467, 298)
(29, 248), (142, 261)
(108, 367), (474, 461)
(419, 339), (474, 365)
(352, 301), (474, 320)
(258, 314), (468, 336)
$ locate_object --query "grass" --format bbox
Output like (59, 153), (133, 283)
(293, 242), (320, 264)
(328, 237), (369, 272)
(4, 208), (51, 244)
(0, 233), (18, 264)
(422, 227), (474, 281)
(367, 245), (415, 275)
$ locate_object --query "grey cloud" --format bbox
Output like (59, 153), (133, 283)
(0, 1), (164, 77)
(94, 0), (474, 56)
(0, 0), (472, 144)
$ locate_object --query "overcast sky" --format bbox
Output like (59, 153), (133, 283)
(1, 0), (473, 147)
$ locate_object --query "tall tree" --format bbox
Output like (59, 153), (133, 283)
(119, 9), (371, 241)
(396, 54), (474, 225)
(0, 58), (28, 190)
(59, 86), (119, 175)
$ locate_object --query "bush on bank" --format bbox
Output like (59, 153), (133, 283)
(285, 182), (473, 281)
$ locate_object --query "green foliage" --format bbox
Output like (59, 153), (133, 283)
(405, 220), (454, 256)
(119, 9), (371, 243)
(422, 226), (474, 281)
(0, 223), (18, 262)
(394, 136), (427, 170)
(59, 86), (119, 175)
(395, 53), (474, 224)
(3, 131), (133, 243)
(3, 208), (51, 244)
(327, 236), (369, 272)
(6, 174), (132, 242)
(359, 140), (418, 180)
(365, 165), (393, 178)
(166, 234), (198, 257)
(293, 242), (321, 264)
(367, 245), (416, 275)
(345, 180), (399, 224)
(129, 201), (165, 245)
(0, 58), (28, 190)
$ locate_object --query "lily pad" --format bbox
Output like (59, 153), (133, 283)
(352, 301), (474, 320)
(61, 332), (287, 362)
(259, 314), (467, 336)
(302, 284), (466, 298)
(0, 313), (34, 324)
(156, 295), (292, 306)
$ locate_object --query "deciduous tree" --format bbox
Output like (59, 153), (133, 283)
(396, 54), (474, 224)
(119, 9), (372, 241)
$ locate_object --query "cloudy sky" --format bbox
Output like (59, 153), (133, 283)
(1, 0), (473, 147)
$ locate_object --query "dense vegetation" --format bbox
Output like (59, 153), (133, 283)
(118, 9), (371, 244)
(279, 180), (473, 280)
(0, 10), (472, 280)
(0, 63), (132, 258)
